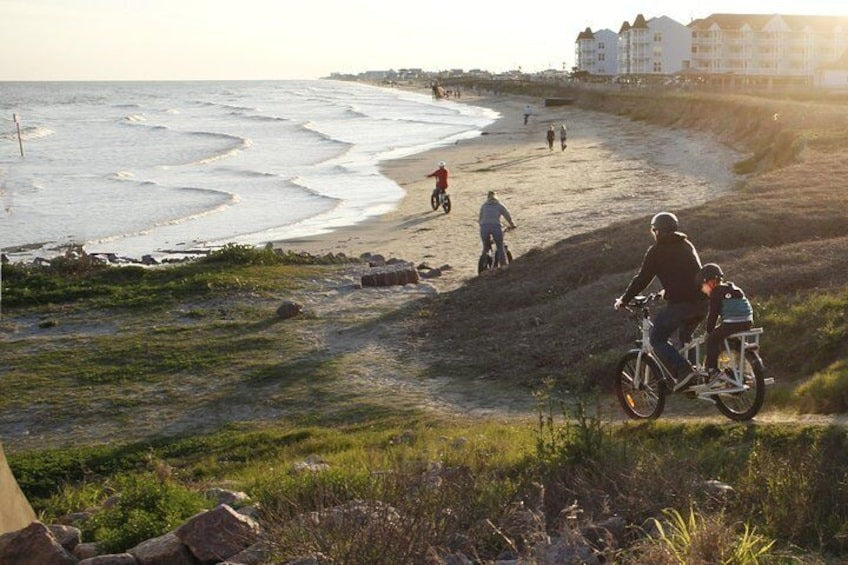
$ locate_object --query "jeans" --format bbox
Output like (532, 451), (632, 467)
(650, 301), (707, 378)
(706, 321), (752, 370)
(480, 223), (506, 266)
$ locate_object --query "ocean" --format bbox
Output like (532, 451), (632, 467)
(0, 80), (497, 261)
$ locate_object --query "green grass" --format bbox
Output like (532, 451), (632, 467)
(10, 414), (848, 559)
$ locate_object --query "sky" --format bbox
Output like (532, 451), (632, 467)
(4, 0), (848, 81)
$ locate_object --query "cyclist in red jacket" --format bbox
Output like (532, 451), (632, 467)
(427, 161), (449, 195)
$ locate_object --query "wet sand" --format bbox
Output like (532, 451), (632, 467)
(278, 91), (743, 290)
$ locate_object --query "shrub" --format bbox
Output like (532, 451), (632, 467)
(626, 506), (775, 565)
(204, 243), (281, 266)
(793, 361), (848, 414)
(84, 472), (208, 553)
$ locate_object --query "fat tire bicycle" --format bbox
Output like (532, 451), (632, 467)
(477, 227), (514, 274)
(615, 294), (773, 421)
(430, 188), (451, 214)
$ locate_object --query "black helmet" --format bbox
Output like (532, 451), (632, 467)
(697, 263), (724, 283)
(650, 212), (678, 234)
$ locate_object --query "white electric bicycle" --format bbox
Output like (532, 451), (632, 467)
(615, 294), (774, 421)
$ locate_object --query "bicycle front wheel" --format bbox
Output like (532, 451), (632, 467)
(430, 190), (440, 210)
(615, 350), (666, 419)
(714, 350), (765, 421)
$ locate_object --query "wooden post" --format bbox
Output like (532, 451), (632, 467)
(13, 114), (24, 158)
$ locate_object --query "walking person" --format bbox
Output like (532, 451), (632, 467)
(479, 191), (516, 268)
(560, 122), (568, 151)
(523, 104), (533, 125)
(546, 125), (555, 151)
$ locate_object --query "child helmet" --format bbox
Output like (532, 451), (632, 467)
(697, 263), (724, 283)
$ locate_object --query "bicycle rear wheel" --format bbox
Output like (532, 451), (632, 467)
(477, 253), (492, 274)
(714, 350), (765, 421)
(442, 195), (451, 214)
(615, 350), (666, 419)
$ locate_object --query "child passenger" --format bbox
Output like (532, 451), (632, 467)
(698, 263), (753, 389)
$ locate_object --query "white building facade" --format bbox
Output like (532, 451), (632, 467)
(689, 13), (848, 84)
(617, 14), (691, 75)
(575, 28), (619, 75)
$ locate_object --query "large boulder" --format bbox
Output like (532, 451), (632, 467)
(175, 504), (261, 563)
(78, 554), (138, 564)
(0, 521), (76, 565)
(128, 531), (198, 565)
(49, 523), (82, 552)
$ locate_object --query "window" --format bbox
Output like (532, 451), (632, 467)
(599, 42), (605, 49)
(654, 32), (663, 42)
(599, 53), (605, 61)
(653, 61), (663, 72)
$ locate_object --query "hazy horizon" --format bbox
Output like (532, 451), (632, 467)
(4, 0), (848, 81)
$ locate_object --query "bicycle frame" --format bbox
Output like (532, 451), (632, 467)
(628, 296), (771, 398)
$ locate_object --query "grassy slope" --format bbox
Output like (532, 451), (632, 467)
(416, 86), (848, 397)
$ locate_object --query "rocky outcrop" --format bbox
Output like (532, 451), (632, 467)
(175, 504), (261, 563)
(128, 531), (197, 565)
(0, 522), (76, 564)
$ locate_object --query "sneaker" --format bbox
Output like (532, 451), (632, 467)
(673, 369), (705, 392)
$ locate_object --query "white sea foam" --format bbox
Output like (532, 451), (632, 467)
(0, 80), (496, 260)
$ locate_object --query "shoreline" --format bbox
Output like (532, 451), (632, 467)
(276, 89), (744, 290)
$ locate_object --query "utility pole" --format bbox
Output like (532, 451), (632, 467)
(13, 114), (24, 158)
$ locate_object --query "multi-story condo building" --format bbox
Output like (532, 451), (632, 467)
(575, 27), (619, 75)
(617, 14), (692, 76)
(689, 13), (848, 85)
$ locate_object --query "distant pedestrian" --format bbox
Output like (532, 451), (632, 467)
(523, 104), (533, 125)
(546, 125), (555, 151)
(560, 122), (568, 151)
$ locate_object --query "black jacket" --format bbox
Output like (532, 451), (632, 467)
(621, 232), (704, 304)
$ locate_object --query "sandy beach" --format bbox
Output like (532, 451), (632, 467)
(278, 90), (744, 290)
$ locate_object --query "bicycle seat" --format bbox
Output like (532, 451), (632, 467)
(629, 295), (650, 307)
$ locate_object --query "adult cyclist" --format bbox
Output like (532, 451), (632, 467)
(614, 212), (707, 391)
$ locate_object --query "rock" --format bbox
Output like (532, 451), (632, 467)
(103, 494), (122, 509)
(303, 499), (402, 531)
(205, 488), (250, 508)
(48, 524), (81, 552)
(141, 255), (159, 265)
(67, 511), (94, 525)
(533, 537), (599, 565)
(420, 268), (442, 279)
(582, 515), (627, 552)
(74, 542), (100, 560)
(78, 553), (138, 564)
(175, 504), (261, 563)
(0, 522), (76, 565)
(128, 531), (197, 565)
(225, 540), (272, 565)
(276, 300), (303, 319)
(360, 252), (386, 267)
(284, 553), (333, 565)
(235, 503), (262, 520)
(292, 454), (330, 474)
(361, 262), (419, 287)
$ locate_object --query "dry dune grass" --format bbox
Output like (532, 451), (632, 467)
(414, 87), (848, 388)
